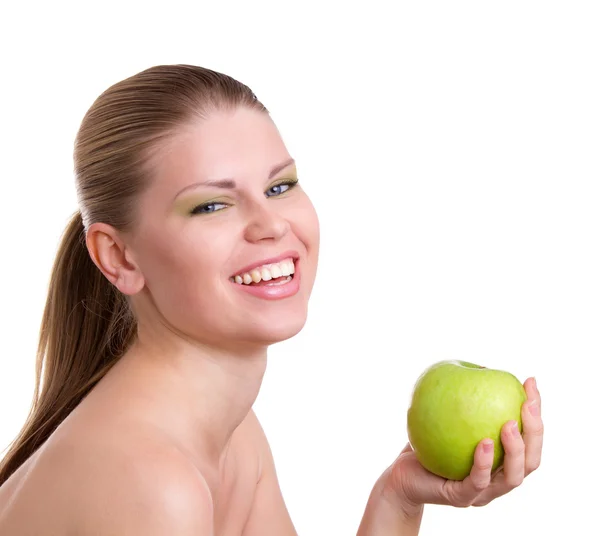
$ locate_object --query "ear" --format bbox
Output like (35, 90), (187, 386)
(85, 222), (145, 296)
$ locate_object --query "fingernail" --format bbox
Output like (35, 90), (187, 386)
(528, 399), (540, 417)
(532, 377), (538, 391)
(483, 439), (494, 453)
(511, 421), (521, 437)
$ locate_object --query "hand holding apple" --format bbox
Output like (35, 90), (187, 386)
(379, 366), (543, 518)
(407, 360), (527, 480)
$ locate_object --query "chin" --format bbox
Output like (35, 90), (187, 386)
(253, 314), (308, 346)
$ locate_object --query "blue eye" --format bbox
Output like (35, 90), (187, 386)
(266, 179), (298, 197)
(190, 179), (299, 216)
(190, 202), (228, 215)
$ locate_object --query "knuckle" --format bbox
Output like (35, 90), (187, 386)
(504, 474), (524, 489)
(471, 477), (490, 493)
(538, 422), (545, 435)
(445, 487), (473, 508)
(526, 458), (541, 474)
(514, 444), (525, 456)
(474, 463), (492, 476)
(474, 458), (493, 472)
(530, 421), (544, 436)
(504, 443), (524, 457)
(471, 483), (487, 494)
(453, 497), (473, 508)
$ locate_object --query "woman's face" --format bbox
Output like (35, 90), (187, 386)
(128, 107), (320, 350)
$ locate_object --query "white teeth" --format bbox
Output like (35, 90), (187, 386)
(260, 267), (272, 281)
(270, 264), (282, 278)
(231, 257), (296, 285)
(280, 263), (291, 277)
(265, 276), (292, 286)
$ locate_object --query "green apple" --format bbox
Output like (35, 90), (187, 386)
(406, 360), (527, 481)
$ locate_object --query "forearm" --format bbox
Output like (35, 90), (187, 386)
(356, 467), (423, 536)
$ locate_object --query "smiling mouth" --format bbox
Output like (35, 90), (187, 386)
(229, 257), (296, 286)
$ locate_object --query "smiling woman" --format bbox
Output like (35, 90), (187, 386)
(0, 64), (320, 535)
(0, 63), (543, 536)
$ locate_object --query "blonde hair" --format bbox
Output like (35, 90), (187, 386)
(0, 64), (268, 485)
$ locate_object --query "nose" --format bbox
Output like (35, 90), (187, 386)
(243, 200), (291, 243)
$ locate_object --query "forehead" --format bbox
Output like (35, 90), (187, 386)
(149, 108), (290, 190)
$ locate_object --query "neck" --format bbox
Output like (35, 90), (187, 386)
(109, 327), (267, 484)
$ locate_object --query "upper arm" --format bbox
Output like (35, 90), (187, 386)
(71, 448), (214, 535)
(242, 410), (298, 536)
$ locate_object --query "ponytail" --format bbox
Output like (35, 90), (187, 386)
(0, 210), (136, 485)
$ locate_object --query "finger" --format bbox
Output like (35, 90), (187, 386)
(393, 442), (413, 463)
(497, 420), (525, 490)
(524, 376), (541, 409)
(389, 442), (415, 470)
(521, 384), (543, 474)
(443, 439), (493, 507)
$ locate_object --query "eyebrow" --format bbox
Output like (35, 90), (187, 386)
(173, 157), (296, 200)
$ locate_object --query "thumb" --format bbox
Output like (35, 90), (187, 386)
(389, 442), (414, 466)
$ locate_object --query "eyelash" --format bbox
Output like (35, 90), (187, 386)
(190, 178), (299, 215)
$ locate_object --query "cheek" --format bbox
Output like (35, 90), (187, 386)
(139, 230), (224, 302)
(296, 198), (320, 252)
(290, 199), (320, 285)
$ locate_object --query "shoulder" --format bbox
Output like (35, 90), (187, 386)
(50, 430), (214, 535)
(88, 451), (212, 534)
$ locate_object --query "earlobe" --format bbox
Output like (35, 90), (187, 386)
(115, 270), (145, 296)
(85, 223), (145, 296)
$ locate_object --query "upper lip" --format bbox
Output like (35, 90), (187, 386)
(232, 250), (299, 276)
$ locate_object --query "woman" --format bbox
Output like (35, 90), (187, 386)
(0, 64), (543, 535)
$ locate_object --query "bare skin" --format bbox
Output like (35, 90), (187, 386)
(0, 360), (292, 534)
(0, 107), (317, 534)
(0, 369), (261, 534)
(0, 106), (544, 534)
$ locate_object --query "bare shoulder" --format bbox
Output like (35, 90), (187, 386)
(0, 427), (214, 535)
(69, 439), (214, 535)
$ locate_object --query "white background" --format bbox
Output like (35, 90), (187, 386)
(0, 1), (598, 534)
